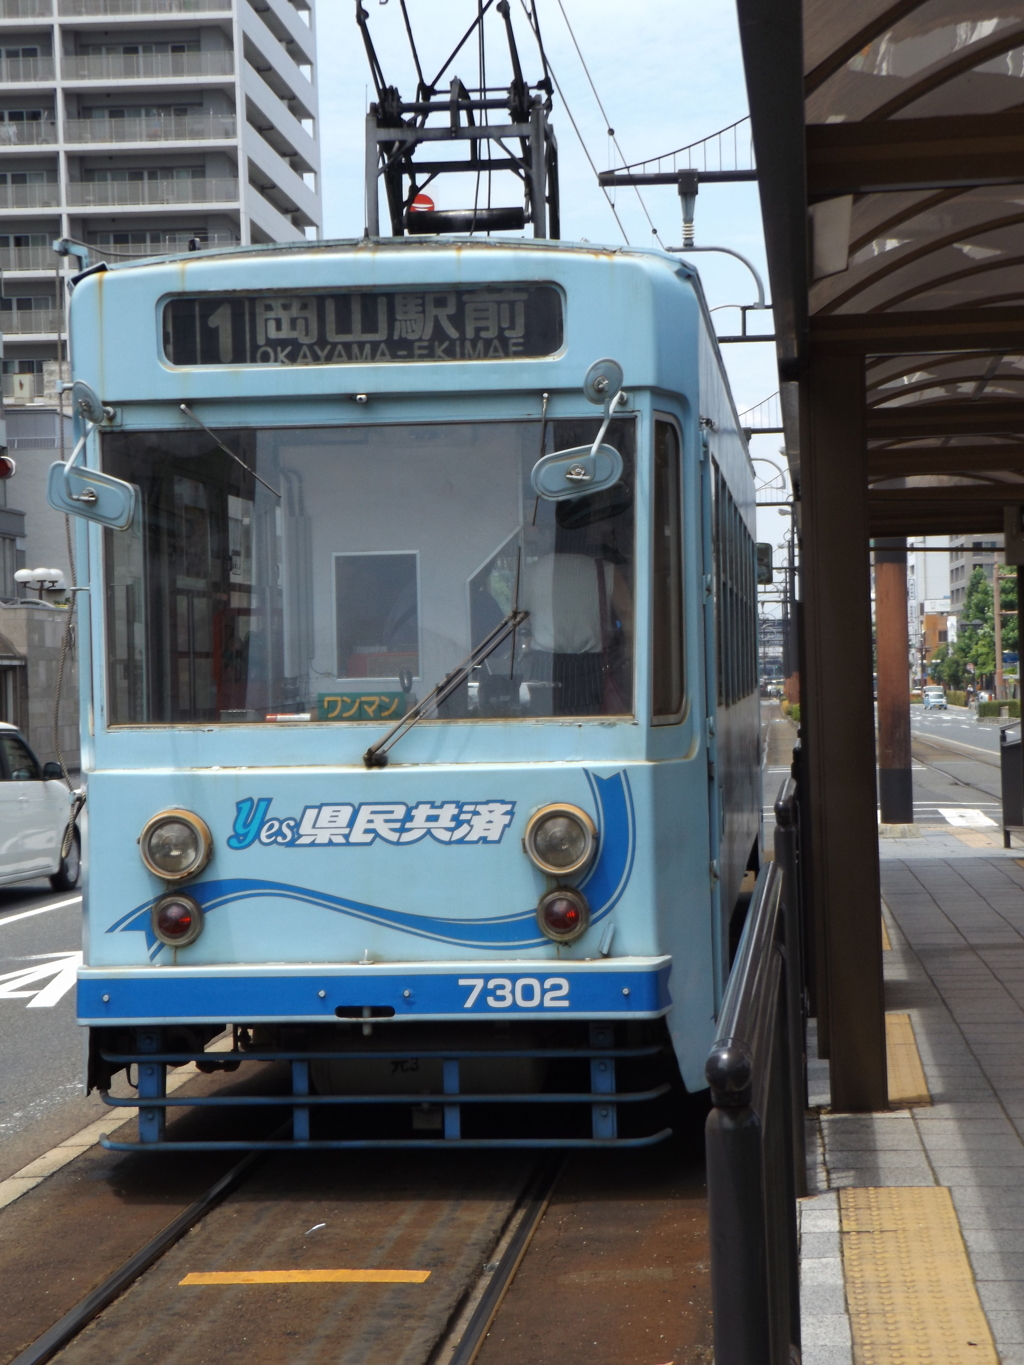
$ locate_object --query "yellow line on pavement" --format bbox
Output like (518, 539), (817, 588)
(880, 917), (892, 952)
(180, 1269), (431, 1285)
(840, 1187), (997, 1365)
(886, 1012), (931, 1107)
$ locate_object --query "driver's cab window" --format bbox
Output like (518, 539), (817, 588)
(0, 732), (40, 780)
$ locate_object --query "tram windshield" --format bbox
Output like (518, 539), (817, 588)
(103, 418), (635, 725)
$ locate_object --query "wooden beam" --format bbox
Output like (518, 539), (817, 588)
(868, 445), (1024, 477)
(869, 506), (1006, 535)
(810, 308), (1024, 355)
(802, 351), (888, 1111)
(867, 401), (1024, 439)
(868, 485), (1023, 535)
(808, 112), (1024, 198)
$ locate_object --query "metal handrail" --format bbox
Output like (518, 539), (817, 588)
(704, 776), (805, 1365)
(708, 859), (784, 1105)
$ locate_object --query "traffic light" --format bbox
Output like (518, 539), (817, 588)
(0, 453), (15, 480)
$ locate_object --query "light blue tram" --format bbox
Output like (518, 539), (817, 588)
(60, 237), (761, 1148)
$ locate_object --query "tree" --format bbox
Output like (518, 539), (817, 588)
(931, 644), (965, 690)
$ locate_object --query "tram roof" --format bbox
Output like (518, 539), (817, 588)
(96, 236), (682, 272)
(738, 0), (1024, 535)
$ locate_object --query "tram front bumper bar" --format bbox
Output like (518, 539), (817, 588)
(77, 956), (672, 1025)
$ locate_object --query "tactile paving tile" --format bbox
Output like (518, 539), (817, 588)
(880, 917), (892, 952)
(840, 1188), (997, 1365)
(885, 1012), (931, 1107)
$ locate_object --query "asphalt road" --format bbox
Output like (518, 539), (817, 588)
(910, 704), (1004, 758)
(0, 881), (88, 1155)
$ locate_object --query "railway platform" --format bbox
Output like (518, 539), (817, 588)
(800, 838), (1024, 1365)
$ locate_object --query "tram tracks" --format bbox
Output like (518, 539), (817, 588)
(7, 1137), (562, 1365)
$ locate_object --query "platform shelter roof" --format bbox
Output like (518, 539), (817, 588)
(738, 0), (1024, 535)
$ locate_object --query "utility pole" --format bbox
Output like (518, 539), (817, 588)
(996, 560), (1003, 699)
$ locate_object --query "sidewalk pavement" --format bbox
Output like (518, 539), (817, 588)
(800, 843), (1024, 1365)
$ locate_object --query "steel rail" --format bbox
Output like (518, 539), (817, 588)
(445, 1156), (565, 1365)
(10, 1142), (564, 1365)
(8, 1148), (264, 1365)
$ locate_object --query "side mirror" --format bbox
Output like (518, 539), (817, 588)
(530, 357), (627, 503)
(42, 761), (63, 780)
(46, 379), (137, 530)
(756, 543), (774, 585)
(47, 461), (137, 530)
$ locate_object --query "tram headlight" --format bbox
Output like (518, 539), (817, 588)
(139, 809), (212, 881)
(151, 893), (204, 947)
(523, 804), (596, 876)
(536, 887), (590, 943)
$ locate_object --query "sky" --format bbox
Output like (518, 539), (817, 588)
(313, 0), (791, 572)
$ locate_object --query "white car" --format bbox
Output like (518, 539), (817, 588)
(923, 687), (948, 710)
(0, 722), (80, 890)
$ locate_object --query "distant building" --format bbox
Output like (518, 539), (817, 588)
(908, 537), (951, 681)
(949, 534), (1003, 613)
(0, 0), (323, 766)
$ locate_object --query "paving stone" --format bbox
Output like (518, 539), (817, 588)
(965, 1251), (1024, 1279)
(801, 1256), (845, 1284)
(800, 1282), (849, 1316)
(977, 1282), (1024, 1313)
(801, 1231), (843, 1259)
(800, 1315), (854, 1347)
(962, 1229), (1024, 1254)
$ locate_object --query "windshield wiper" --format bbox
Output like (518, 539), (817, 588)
(363, 609), (529, 768)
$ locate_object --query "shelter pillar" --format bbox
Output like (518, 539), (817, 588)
(800, 352), (888, 1111)
(875, 538), (914, 825)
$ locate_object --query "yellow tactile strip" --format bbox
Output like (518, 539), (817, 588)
(840, 1187), (997, 1365)
(880, 917), (892, 952)
(886, 1013), (931, 1108)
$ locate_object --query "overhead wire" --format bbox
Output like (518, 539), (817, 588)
(551, 0), (664, 247)
(515, 0), (629, 243)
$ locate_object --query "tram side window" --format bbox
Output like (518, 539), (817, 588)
(714, 465), (757, 707)
(652, 420), (683, 720)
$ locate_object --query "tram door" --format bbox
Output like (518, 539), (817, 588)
(701, 438), (726, 1004)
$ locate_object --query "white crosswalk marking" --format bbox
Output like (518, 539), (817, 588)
(0, 951), (81, 1007)
(938, 808), (998, 828)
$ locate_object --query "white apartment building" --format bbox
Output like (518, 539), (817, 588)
(0, 0), (321, 406)
(0, 0), (321, 755)
(949, 533), (1003, 614)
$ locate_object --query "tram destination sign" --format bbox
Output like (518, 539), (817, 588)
(162, 284), (563, 367)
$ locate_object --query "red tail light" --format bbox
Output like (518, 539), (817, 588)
(151, 893), (204, 947)
(536, 888), (590, 943)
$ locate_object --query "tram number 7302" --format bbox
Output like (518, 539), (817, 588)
(458, 977), (570, 1009)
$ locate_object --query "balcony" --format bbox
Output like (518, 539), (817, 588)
(0, 183), (60, 208)
(0, 56), (55, 81)
(86, 232), (236, 258)
(0, 244), (58, 270)
(62, 50), (233, 81)
(60, 0), (226, 12)
(0, 120), (57, 146)
(1, 308), (63, 333)
(66, 176), (238, 206)
(63, 112), (236, 144)
(0, 0), (52, 16)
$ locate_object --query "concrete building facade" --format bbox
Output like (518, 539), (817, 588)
(0, 0), (322, 766)
(0, 0), (321, 405)
(949, 534), (1003, 614)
